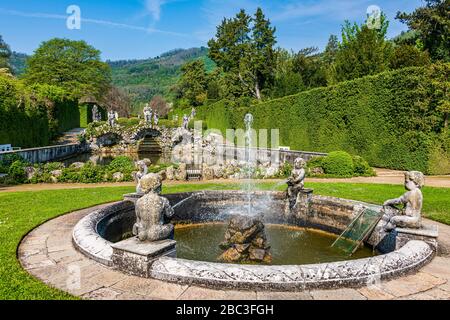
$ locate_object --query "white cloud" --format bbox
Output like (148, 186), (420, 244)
(145, 0), (165, 21)
(0, 8), (188, 37)
(272, 0), (372, 22)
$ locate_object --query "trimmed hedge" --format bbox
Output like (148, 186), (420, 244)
(196, 64), (450, 174)
(0, 75), (79, 148)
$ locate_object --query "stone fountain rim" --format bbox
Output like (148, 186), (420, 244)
(72, 190), (436, 290)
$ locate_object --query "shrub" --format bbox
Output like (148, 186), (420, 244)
(107, 156), (135, 174)
(78, 162), (105, 183)
(322, 151), (354, 176)
(352, 155), (375, 176)
(276, 162), (292, 178)
(8, 160), (27, 183)
(0, 154), (24, 173)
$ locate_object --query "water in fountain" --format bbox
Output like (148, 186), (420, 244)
(243, 113), (256, 216)
(218, 113), (272, 263)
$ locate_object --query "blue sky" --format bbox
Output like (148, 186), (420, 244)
(0, 0), (424, 61)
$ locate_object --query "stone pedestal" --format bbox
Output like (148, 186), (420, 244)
(111, 237), (176, 277)
(293, 188), (313, 216)
(395, 225), (438, 251)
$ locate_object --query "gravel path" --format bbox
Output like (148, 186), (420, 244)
(1, 169), (449, 193)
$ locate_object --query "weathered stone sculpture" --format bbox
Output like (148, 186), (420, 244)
(92, 104), (100, 122)
(143, 104), (152, 124)
(153, 112), (159, 126)
(108, 110), (117, 127)
(382, 171), (424, 231)
(132, 173), (175, 241)
(182, 114), (189, 130)
(134, 160), (149, 194)
(219, 214), (271, 264)
(287, 157), (306, 208)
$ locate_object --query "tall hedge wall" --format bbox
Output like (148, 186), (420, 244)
(0, 75), (79, 148)
(196, 64), (450, 174)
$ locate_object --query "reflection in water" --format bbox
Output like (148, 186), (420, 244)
(174, 223), (374, 265)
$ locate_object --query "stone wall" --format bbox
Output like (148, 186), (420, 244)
(0, 143), (86, 164)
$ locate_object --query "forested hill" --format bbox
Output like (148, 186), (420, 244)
(109, 46), (214, 110)
(9, 47), (214, 112)
(9, 51), (28, 75)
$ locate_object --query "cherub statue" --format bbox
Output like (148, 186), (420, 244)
(134, 160), (149, 194)
(153, 112), (159, 126)
(382, 171), (424, 231)
(132, 173), (175, 241)
(287, 157), (306, 208)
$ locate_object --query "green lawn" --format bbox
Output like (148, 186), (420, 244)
(0, 182), (448, 299)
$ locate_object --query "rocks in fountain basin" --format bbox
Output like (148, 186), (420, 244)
(218, 214), (272, 264)
(165, 166), (175, 180)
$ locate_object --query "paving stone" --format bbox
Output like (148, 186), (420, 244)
(357, 286), (395, 300)
(437, 281), (450, 293)
(81, 287), (122, 300)
(178, 287), (231, 300)
(112, 277), (188, 300)
(380, 272), (446, 297)
(396, 288), (450, 300)
(87, 269), (128, 287)
(421, 257), (450, 280)
(310, 288), (367, 300)
(256, 291), (313, 300)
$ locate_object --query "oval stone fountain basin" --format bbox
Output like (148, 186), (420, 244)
(73, 190), (435, 291)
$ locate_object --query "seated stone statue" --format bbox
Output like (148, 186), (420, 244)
(134, 160), (148, 194)
(133, 173), (175, 241)
(287, 157), (306, 208)
(382, 171), (424, 231)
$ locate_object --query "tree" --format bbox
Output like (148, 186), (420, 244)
(178, 59), (208, 106)
(208, 8), (276, 100)
(323, 35), (339, 65)
(271, 49), (304, 98)
(389, 44), (431, 69)
(101, 86), (132, 117)
(396, 0), (450, 62)
(333, 14), (393, 82)
(24, 38), (111, 100)
(149, 95), (170, 117)
(0, 35), (11, 70)
(292, 47), (327, 89)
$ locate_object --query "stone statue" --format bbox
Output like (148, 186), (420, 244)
(132, 173), (175, 241)
(382, 171), (424, 231)
(287, 157), (306, 208)
(92, 104), (100, 122)
(134, 160), (149, 194)
(143, 104), (152, 124)
(153, 112), (159, 126)
(182, 114), (189, 130)
(108, 110), (116, 127)
(191, 107), (196, 119)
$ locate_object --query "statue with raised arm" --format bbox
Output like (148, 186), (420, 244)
(153, 112), (159, 126)
(132, 173), (175, 241)
(134, 160), (149, 194)
(287, 157), (306, 208)
(382, 171), (424, 231)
